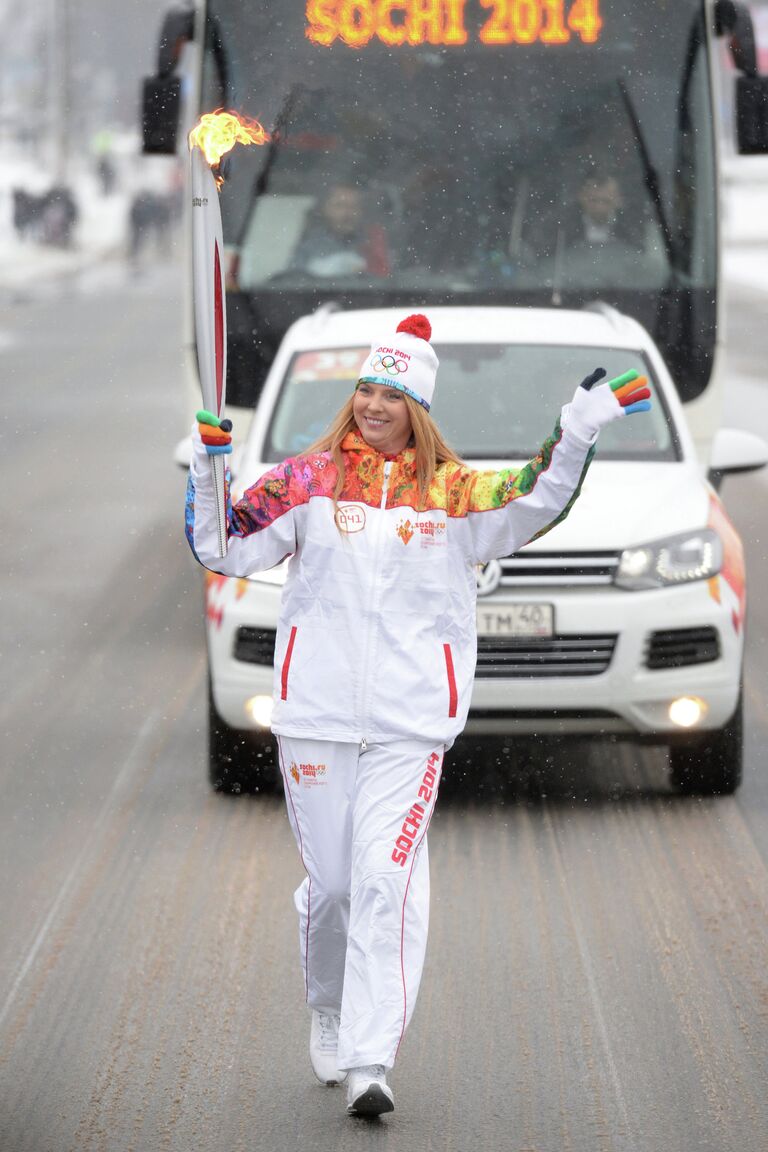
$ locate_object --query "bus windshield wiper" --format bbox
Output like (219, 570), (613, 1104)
(234, 85), (302, 252)
(616, 79), (679, 279)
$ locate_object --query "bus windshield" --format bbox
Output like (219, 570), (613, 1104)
(203, 0), (716, 403)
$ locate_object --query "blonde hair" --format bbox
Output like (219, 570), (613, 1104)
(305, 391), (463, 511)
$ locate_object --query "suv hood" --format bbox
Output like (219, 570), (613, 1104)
(512, 460), (711, 552)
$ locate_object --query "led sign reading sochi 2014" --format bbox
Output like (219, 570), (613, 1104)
(306, 0), (602, 48)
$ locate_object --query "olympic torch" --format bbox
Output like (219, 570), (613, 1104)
(188, 111), (270, 557)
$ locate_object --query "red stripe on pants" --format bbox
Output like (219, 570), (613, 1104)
(443, 643), (457, 717)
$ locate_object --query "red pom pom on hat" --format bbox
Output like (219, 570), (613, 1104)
(396, 313), (432, 341)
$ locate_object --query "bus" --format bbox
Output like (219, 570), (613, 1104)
(142, 0), (768, 461)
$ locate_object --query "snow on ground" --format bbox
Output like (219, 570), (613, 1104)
(721, 248), (768, 295)
(720, 154), (768, 295)
(0, 142), (181, 294)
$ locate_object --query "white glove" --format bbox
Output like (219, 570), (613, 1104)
(562, 368), (652, 443)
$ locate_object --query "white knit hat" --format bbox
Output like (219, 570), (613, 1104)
(358, 314), (439, 410)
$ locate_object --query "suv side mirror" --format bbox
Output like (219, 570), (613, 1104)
(707, 427), (768, 489)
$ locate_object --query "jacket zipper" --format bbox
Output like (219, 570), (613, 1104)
(358, 459), (392, 744)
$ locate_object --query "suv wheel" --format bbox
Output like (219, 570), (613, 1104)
(208, 679), (278, 794)
(669, 691), (743, 795)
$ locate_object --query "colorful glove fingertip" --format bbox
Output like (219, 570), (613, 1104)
(623, 399), (652, 415)
(607, 371), (653, 415)
(196, 409), (233, 455)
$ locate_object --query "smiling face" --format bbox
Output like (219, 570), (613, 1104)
(353, 381), (414, 456)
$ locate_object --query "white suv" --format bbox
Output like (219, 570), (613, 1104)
(202, 305), (765, 795)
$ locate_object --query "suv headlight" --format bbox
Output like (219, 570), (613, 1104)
(615, 529), (722, 590)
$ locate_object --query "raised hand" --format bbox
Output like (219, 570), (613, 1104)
(196, 409), (233, 456)
(566, 368), (652, 441)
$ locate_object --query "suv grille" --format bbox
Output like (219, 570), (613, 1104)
(235, 627), (618, 678)
(494, 551), (620, 588)
(234, 627), (276, 665)
(476, 634), (617, 678)
(645, 627), (720, 670)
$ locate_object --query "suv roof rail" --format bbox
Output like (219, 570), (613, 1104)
(305, 300), (343, 332)
(582, 300), (626, 331)
(314, 301), (342, 317)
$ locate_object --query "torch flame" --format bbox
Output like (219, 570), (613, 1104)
(189, 110), (271, 179)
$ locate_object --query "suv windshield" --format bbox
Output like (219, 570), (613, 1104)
(262, 344), (677, 462)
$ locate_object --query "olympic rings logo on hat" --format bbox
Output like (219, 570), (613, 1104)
(371, 354), (408, 375)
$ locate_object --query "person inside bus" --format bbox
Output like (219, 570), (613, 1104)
(513, 163), (645, 283)
(287, 181), (391, 279)
(567, 168), (642, 249)
(186, 314), (653, 1119)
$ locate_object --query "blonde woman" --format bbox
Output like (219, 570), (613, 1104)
(186, 313), (650, 1117)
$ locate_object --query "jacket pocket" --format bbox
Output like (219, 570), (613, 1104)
(281, 626), (298, 701)
(443, 643), (458, 718)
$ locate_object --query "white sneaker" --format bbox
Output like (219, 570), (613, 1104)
(346, 1065), (395, 1116)
(309, 1010), (346, 1086)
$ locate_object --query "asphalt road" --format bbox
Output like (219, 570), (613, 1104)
(0, 262), (766, 1152)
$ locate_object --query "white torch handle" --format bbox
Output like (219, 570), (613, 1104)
(190, 147), (228, 558)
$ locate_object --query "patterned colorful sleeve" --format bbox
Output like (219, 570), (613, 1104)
(457, 418), (596, 563)
(230, 457), (313, 537)
(186, 453), (332, 577)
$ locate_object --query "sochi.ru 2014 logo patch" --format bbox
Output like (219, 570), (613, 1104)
(290, 761), (328, 787)
(335, 503), (366, 533)
(396, 518), (414, 545)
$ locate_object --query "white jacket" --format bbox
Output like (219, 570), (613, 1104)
(186, 417), (595, 745)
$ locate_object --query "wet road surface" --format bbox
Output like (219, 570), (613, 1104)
(0, 264), (766, 1152)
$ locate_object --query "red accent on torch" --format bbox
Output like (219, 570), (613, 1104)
(214, 240), (224, 414)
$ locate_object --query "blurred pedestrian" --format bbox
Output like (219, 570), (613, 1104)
(128, 191), (172, 266)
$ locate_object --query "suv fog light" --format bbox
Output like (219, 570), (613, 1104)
(246, 695), (274, 727)
(669, 696), (707, 728)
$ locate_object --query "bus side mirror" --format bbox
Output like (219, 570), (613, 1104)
(141, 5), (194, 155)
(735, 76), (768, 154)
(714, 0), (768, 154)
(142, 76), (182, 155)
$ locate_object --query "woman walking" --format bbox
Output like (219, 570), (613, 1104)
(185, 313), (650, 1117)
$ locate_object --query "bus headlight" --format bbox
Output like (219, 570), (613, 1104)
(615, 529), (722, 590)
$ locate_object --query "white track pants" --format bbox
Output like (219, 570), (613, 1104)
(276, 736), (444, 1071)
